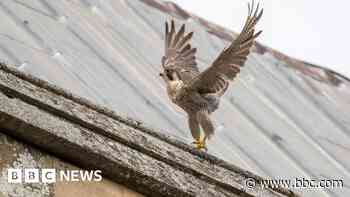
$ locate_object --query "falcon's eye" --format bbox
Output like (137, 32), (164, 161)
(159, 73), (163, 77)
(166, 71), (173, 80)
(167, 74), (173, 80)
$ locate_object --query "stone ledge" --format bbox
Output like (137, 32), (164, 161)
(0, 62), (297, 197)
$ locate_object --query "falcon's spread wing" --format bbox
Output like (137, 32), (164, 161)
(162, 20), (199, 82)
(189, 1), (263, 95)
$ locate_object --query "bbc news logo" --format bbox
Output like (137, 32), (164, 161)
(7, 168), (102, 183)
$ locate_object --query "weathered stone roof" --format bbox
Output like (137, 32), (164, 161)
(0, 0), (349, 196)
(0, 62), (295, 196)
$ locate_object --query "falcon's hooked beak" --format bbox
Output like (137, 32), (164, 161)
(159, 71), (169, 84)
(159, 72), (166, 81)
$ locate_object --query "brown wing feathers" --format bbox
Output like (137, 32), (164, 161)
(216, 1), (263, 77)
(163, 20), (199, 80)
(189, 1), (263, 95)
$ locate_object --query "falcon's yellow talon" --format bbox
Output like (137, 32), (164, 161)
(192, 140), (207, 151)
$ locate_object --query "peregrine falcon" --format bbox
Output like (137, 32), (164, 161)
(159, 1), (263, 150)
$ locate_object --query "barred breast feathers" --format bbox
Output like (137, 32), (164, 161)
(167, 80), (184, 101)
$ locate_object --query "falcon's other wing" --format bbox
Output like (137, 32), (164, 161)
(162, 20), (199, 82)
(188, 1), (263, 95)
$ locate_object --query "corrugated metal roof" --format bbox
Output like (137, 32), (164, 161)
(0, 0), (349, 196)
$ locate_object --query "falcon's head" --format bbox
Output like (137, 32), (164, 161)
(159, 68), (179, 83)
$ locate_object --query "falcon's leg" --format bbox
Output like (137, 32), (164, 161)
(192, 141), (207, 151)
(188, 114), (206, 151)
(197, 110), (214, 151)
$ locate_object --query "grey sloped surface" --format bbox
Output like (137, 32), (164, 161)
(0, 0), (349, 196)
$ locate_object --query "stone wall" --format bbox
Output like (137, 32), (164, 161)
(0, 62), (296, 196)
(0, 133), (143, 197)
